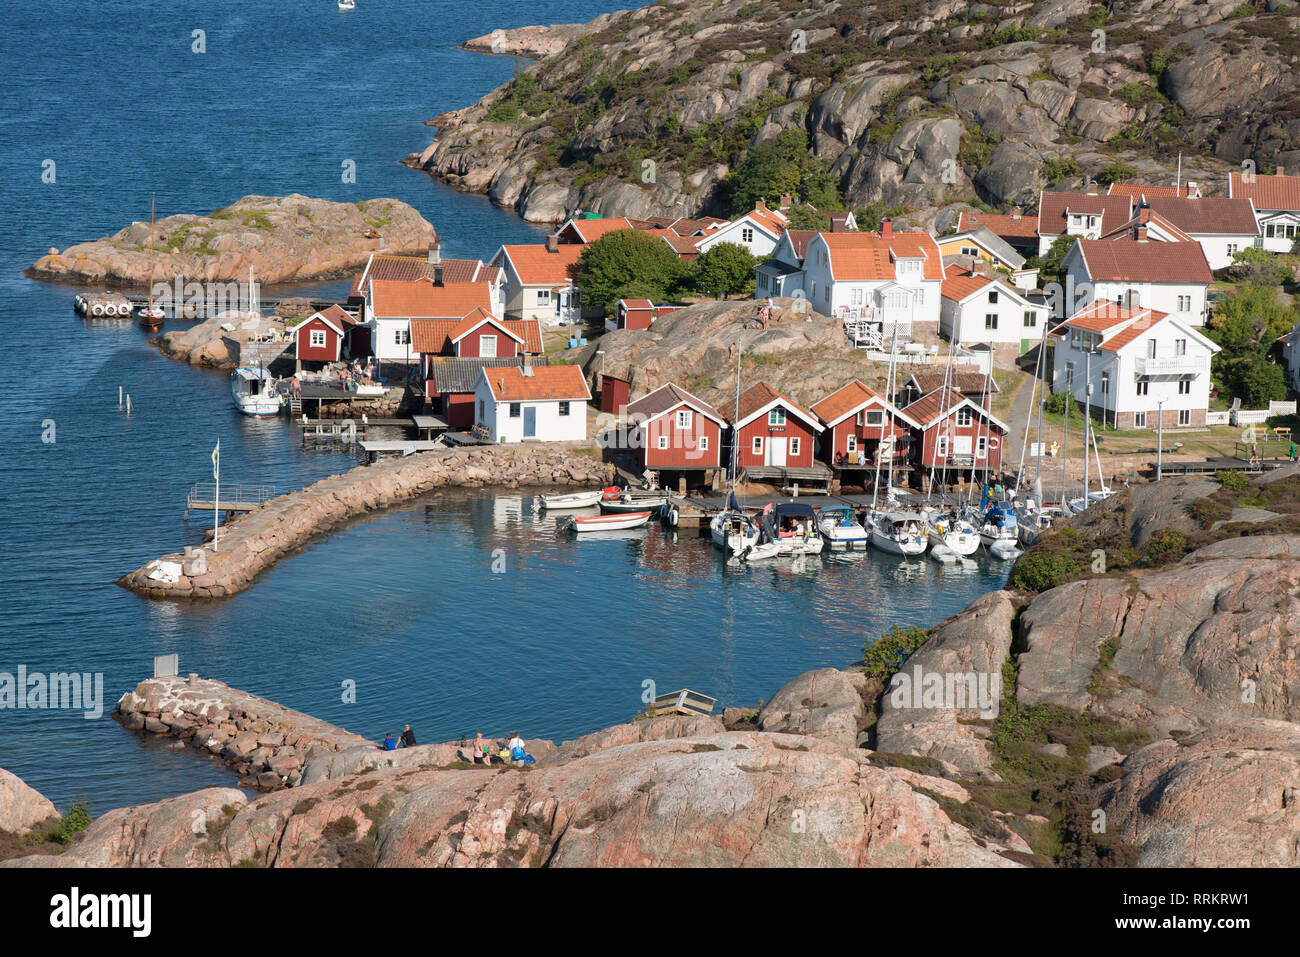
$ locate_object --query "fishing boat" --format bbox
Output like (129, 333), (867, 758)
(816, 506), (868, 551)
(137, 193), (165, 329)
(978, 502), (1019, 549)
(923, 508), (980, 556)
(231, 367), (283, 417)
(563, 510), (653, 533)
(759, 502), (825, 555)
(867, 510), (928, 556)
(537, 490), (602, 510)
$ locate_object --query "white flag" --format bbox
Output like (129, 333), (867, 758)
(212, 439), (220, 479)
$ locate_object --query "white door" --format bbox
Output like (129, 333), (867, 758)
(954, 436), (973, 455)
(767, 437), (787, 466)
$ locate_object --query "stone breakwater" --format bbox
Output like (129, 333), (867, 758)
(116, 675), (371, 791)
(118, 443), (614, 600)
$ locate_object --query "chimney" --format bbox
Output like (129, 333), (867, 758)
(427, 242), (441, 265)
(1011, 207), (1022, 220)
(880, 217), (893, 240)
(521, 351), (533, 376)
(1135, 224), (1148, 241)
(1124, 289), (1140, 310)
(1187, 181), (1199, 197)
(830, 214), (842, 233)
(779, 193), (793, 209)
(755, 198), (767, 213)
(434, 263), (444, 287)
(545, 234), (559, 253)
(1277, 165), (1286, 177)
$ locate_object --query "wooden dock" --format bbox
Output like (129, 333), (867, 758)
(185, 483), (273, 518)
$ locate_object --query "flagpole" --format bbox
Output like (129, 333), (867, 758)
(213, 439), (221, 552)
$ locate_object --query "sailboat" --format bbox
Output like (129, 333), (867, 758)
(710, 344), (761, 556)
(867, 320), (927, 556)
(137, 194), (165, 329)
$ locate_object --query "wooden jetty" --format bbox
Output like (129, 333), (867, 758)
(185, 483), (273, 519)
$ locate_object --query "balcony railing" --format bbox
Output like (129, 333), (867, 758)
(1135, 356), (1201, 377)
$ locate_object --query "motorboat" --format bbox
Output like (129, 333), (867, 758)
(231, 367), (283, 417)
(563, 510), (652, 533)
(816, 506), (868, 551)
(338, 0), (356, 9)
(538, 490), (603, 510)
(989, 539), (1023, 560)
(601, 493), (669, 513)
(923, 509), (980, 556)
(759, 502), (824, 555)
(978, 502), (1019, 550)
(867, 510), (927, 556)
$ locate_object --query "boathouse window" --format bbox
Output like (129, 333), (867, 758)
(698, 435), (709, 451)
(537, 290), (551, 306)
(309, 329), (326, 348)
(1179, 409), (1191, 426)
(481, 335), (497, 358)
(937, 435), (949, 457)
(658, 435), (668, 450)
(752, 436), (764, 455)
(768, 409), (786, 427)
(865, 410), (883, 426)
(509, 403), (521, 418)
(956, 408), (973, 427)
(676, 410), (692, 429)
(559, 401), (570, 416)
(977, 436), (987, 458)
(846, 435), (857, 453)
(789, 437), (801, 457)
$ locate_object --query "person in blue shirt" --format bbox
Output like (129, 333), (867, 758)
(382, 733), (396, 751)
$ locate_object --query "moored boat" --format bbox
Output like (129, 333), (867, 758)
(816, 506), (868, 551)
(601, 494), (669, 513)
(759, 502), (824, 556)
(563, 510), (653, 533)
(923, 509), (980, 556)
(711, 504), (760, 553)
(977, 502), (1019, 549)
(231, 367), (283, 417)
(537, 490), (602, 510)
(867, 510), (928, 556)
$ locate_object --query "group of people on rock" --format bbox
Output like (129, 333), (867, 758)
(376, 726), (536, 767)
(380, 724), (418, 750)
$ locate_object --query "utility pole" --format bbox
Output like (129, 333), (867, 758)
(1083, 348), (1093, 505)
(1157, 398), (1164, 481)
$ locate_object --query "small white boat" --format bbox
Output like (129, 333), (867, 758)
(232, 367), (283, 417)
(711, 509), (760, 553)
(538, 490), (602, 510)
(1016, 505), (1058, 547)
(759, 502), (825, 556)
(338, 0), (356, 9)
(563, 510), (652, 533)
(1066, 488), (1115, 515)
(867, 511), (928, 556)
(601, 495), (669, 513)
(929, 543), (957, 564)
(990, 539), (1023, 561)
(735, 538), (783, 562)
(816, 506), (868, 551)
(923, 510), (980, 557)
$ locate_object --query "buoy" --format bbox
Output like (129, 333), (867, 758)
(90, 302), (105, 316)
(668, 506), (679, 527)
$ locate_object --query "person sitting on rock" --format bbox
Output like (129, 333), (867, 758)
(382, 733), (396, 751)
(508, 732), (527, 764)
(399, 724), (417, 748)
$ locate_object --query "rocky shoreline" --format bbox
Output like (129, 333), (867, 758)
(118, 443), (614, 600)
(27, 194), (437, 286)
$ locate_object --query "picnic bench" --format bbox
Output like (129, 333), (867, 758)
(651, 689), (717, 717)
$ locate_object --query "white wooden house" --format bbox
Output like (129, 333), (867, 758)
(939, 266), (1049, 353)
(1229, 169), (1300, 254)
(473, 362), (591, 443)
(1061, 238), (1212, 326)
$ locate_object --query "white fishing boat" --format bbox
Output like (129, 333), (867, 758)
(231, 367), (283, 417)
(923, 509), (980, 556)
(759, 502), (825, 555)
(867, 510), (927, 556)
(816, 506), (868, 551)
(537, 490), (602, 510)
(563, 510), (653, 533)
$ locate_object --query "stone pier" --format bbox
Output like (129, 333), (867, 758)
(119, 442), (613, 600)
(116, 674), (371, 790)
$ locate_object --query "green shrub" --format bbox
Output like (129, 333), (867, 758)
(863, 626), (930, 681)
(1216, 470), (1250, 492)
(51, 802), (92, 845)
(1009, 551), (1081, 592)
(1190, 498), (1228, 529)
(1041, 157), (1080, 186)
(1143, 528), (1189, 565)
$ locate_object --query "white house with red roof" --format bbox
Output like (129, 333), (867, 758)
(753, 229), (818, 298)
(939, 266), (1049, 352)
(1228, 168), (1300, 254)
(365, 278), (494, 363)
(473, 362), (591, 443)
(1036, 190), (1135, 255)
(1061, 238), (1212, 326)
(554, 217), (642, 245)
(798, 221), (943, 335)
(1050, 299), (1219, 430)
(692, 200), (789, 258)
(490, 238), (589, 325)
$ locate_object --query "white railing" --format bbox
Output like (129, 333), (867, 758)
(1135, 356), (1202, 377)
(1206, 411), (1230, 426)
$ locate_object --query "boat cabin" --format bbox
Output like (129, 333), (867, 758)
(624, 383), (727, 481)
(731, 382), (822, 472)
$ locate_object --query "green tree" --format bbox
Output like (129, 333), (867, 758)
(1226, 247), (1292, 286)
(576, 230), (687, 314)
(691, 242), (758, 299)
(1235, 357), (1288, 407)
(783, 203), (832, 231)
(1205, 285), (1299, 403)
(1027, 233), (1076, 287)
(724, 128), (844, 213)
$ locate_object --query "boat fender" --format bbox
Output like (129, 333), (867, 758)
(668, 506), (679, 527)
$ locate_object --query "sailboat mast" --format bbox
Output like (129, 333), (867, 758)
(728, 343), (740, 495)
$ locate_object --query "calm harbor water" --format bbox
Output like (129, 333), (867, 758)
(0, 1), (1009, 812)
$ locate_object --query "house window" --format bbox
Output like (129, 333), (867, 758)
(846, 435), (857, 453)
(977, 436), (987, 459)
(960, 246), (979, 257)
(481, 335), (497, 358)
(1178, 409), (1191, 426)
(1178, 378), (1191, 395)
(509, 403), (521, 418)
(395, 328), (411, 346)
(985, 314), (998, 330)
(810, 281), (817, 299)
(1177, 296), (1191, 312)
(752, 436), (763, 455)
(698, 435), (709, 451)
(1065, 362), (1075, 390)
(1023, 311), (1036, 328)
(537, 289), (551, 306)
(742, 227), (754, 243)
(789, 436), (801, 457)
(559, 401), (571, 416)
(1175, 338), (1186, 356)
(478, 400), (485, 419)
(1134, 411), (1147, 428)
(956, 408), (972, 427)
(1101, 371), (1110, 396)
(937, 435), (949, 457)
(988, 290), (999, 304)
(1147, 340), (1157, 359)
(309, 329), (327, 348)
(1227, 243), (1239, 256)
(850, 288), (864, 306)
(768, 408), (786, 427)
(1136, 380), (1149, 396)
(676, 409), (692, 429)
(824, 285), (830, 303)
(657, 435), (668, 450)
(865, 410), (883, 426)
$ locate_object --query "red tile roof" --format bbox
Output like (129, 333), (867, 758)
(904, 369), (1000, 395)
(818, 231), (944, 281)
(1229, 172), (1300, 211)
(940, 265), (997, 302)
(625, 383), (727, 425)
(1098, 207), (1194, 243)
(1038, 191), (1133, 237)
(1107, 182), (1197, 198)
(1053, 299), (1173, 353)
(450, 308), (524, 345)
(411, 312), (542, 355)
(734, 382), (821, 430)
(902, 388), (1008, 433)
(498, 244), (584, 286)
(482, 364), (591, 402)
(316, 303), (357, 329)
(811, 379), (917, 429)
(618, 299), (654, 310)
(782, 229), (819, 260)
(349, 254), (493, 298)
(562, 217), (642, 243)
(955, 210), (1039, 240)
(369, 278), (492, 318)
(1074, 239), (1213, 283)
(746, 203), (789, 236)
(1145, 196), (1260, 236)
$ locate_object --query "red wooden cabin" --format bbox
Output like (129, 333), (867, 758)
(811, 379), (918, 469)
(901, 387), (1009, 486)
(624, 383), (726, 473)
(731, 382), (822, 470)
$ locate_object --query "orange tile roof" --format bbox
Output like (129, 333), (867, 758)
(905, 369), (1000, 395)
(1101, 309), (1172, 353)
(483, 364), (591, 402)
(940, 266), (996, 302)
(902, 388), (1008, 433)
(818, 231), (944, 281)
(1038, 191), (1133, 237)
(955, 210), (1039, 239)
(735, 382), (820, 430)
(370, 278), (492, 318)
(811, 379), (916, 428)
(660, 233), (703, 258)
(409, 318), (459, 354)
(349, 254), (492, 298)
(1075, 239), (1213, 283)
(564, 218), (641, 242)
(450, 308), (524, 344)
(499, 244), (584, 286)
(1052, 300), (1174, 352)
(1146, 196), (1260, 236)
(411, 312), (542, 355)
(1107, 182), (1197, 198)
(1229, 172), (1300, 211)
(747, 204), (789, 236)
(1098, 207), (1194, 243)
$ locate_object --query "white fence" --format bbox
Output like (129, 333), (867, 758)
(1206, 411), (1230, 426)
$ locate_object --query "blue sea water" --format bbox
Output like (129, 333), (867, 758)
(0, 0), (1009, 813)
